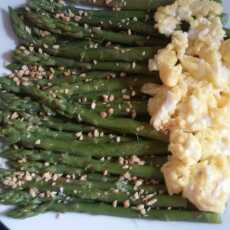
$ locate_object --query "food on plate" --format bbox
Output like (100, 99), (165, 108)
(145, 0), (230, 213)
(0, 0), (228, 224)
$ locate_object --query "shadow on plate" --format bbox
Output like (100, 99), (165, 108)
(0, 221), (10, 230)
(0, 9), (18, 64)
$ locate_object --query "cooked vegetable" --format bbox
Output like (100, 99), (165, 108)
(23, 10), (156, 46)
(28, 0), (157, 35)
(0, 0), (225, 223)
(12, 48), (151, 74)
(6, 201), (221, 223)
(68, 0), (173, 10)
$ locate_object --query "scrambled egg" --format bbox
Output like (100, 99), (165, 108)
(183, 156), (230, 213)
(155, 0), (222, 36)
(145, 0), (230, 213)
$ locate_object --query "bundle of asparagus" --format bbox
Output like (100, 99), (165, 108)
(0, 0), (222, 223)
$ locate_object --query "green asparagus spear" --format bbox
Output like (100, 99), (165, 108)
(29, 0), (149, 21)
(0, 76), (21, 94)
(1, 120), (167, 157)
(6, 200), (221, 223)
(10, 7), (122, 51)
(19, 123), (120, 143)
(74, 0), (222, 11)
(0, 99), (99, 134)
(15, 179), (187, 208)
(6, 202), (54, 219)
(1, 171), (143, 194)
(20, 85), (167, 141)
(43, 44), (158, 62)
(12, 48), (151, 74)
(49, 77), (158, 98)
(6, 63), (154, 83)
(7, 161), (85, 176)
(17, 133), (167, 157)
(23, 10), (156, 46)
(0, 190), (47, 206)
(0, 166), (165, 194)
(84, 100), (148, 117)
(2, 149), (164, 179)
(0, 79), (164, 141)
(6, 119), (132, 144)
(41, 117), (97, 133)
(0, 166), (167, 193)
(4, 65), (139, 90)
(28, 0), (159, 36)
(9, 7), (57, 46)
(10, 8), (161, 62)
(71, 0), (173, 10)
(48, 203), (221, 223)
(67, 16), (157, 36)
(74, 86), (147, 103)
(0, 184), (164, 208)
(0, 93), (40, 114)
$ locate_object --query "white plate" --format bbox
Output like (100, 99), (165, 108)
(0, 0), (230, 229)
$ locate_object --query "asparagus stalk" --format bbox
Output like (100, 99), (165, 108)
(10, 7), (122, 51)
(41, 117), (97, 133)
(0, 93), (105, 135)
(29, 0), (149, 21)
(1, 165), (165, 196)
(0, 100), (98, 134)
(74, 86), (147, 103)
(71, 0), (173, 10)
(13, 121), (131, 144)
(74, 10), (148, 21)
(0, 185), (164, 208)
(6, 200), (221, 223)
(28, 0), (159, 36)
(11, 8), (160, 62)
(43, 44), (157, 62)
(6, 202), (54, 219)
(46, 203), (221, 223)
(4, 74), (149, 118)
(5, 64), (138, 89)
(65, 16), (156, 36)
(83, 100), (148, 117)
(13, 179), (187, 209)
(0, 190), (47, 206)
(10, 6), (165, 61)
(0, 80), (164, 141)
(20, 85), (167, 141)
(8, 161), (85, 176)
(49, 77), (157, 98)
(2, 149), (164, 179)
(6, 63), (154, 83)
(12, 48), (151, 74)
(5, 118), (132, 144)
(12, 133), (167, 157)
(73, 0), (223, 11)
(9, 7), (57, 46)
(0, 166), (167, 193)
(1, 120), (167, 157)
(74, 95), (148, 117)
(9, 159), (163, 182)
(66, 16), (157, 36)
(0, 93), (40, 114)
(23, 10), (156, 46)
(1, 170), (153, 194)
(0, 76), (21, 94)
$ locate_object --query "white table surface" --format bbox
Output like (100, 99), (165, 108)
(0, 1), (230, 229)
